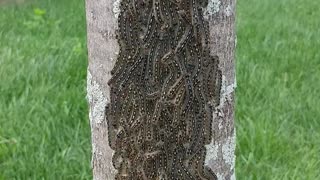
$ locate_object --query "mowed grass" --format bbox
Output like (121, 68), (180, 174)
(0, 0), (91, 179)
(0, 0), (319, 179)
(236, 0), (320, 179)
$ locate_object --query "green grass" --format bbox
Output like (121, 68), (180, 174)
(0, 0), (90, 179)
(0, 0), (319, 179)
(236, 0), (320, 179)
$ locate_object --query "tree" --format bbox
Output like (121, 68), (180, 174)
(86, 0), (236, 179)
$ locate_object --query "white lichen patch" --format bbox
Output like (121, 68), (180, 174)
(205, 131), (236, 179)
(216, 171), (236, 180)
(218, 75), (236, 111)
(222, 75), (237, 99)
(87, 70), (108, 125)
(222, 130), (236, 169)
(205, 73), (236, 178)
(224, 5), (232, 17)
(113, 0), (122, 18)
(212, 75), (236, 120)
(216, 173), (224, 180)
(205, 142), (219, 165)
(87, 70), (118, 179)
(203, 0), (221, 19)
(231, 171), (236, 180)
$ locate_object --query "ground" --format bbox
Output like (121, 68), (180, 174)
(0, 0), (319, 179)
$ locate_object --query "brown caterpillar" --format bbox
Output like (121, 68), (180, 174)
(107, 0), (221, 179)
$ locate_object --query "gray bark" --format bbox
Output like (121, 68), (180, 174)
(85, 0), (236, 179)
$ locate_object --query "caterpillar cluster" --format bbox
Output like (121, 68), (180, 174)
(107, 0), (222, 179)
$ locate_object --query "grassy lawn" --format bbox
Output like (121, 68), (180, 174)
(0, 0), (90, 179)
(236, 0), (320, 179)
(0, 0), (319, 179)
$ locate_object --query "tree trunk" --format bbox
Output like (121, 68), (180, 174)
(85, 0), (236, 179)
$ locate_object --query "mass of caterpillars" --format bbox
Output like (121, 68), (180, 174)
(107, 0), (222, 179)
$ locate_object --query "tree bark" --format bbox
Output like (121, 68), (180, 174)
(85, 0), (236, 179)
